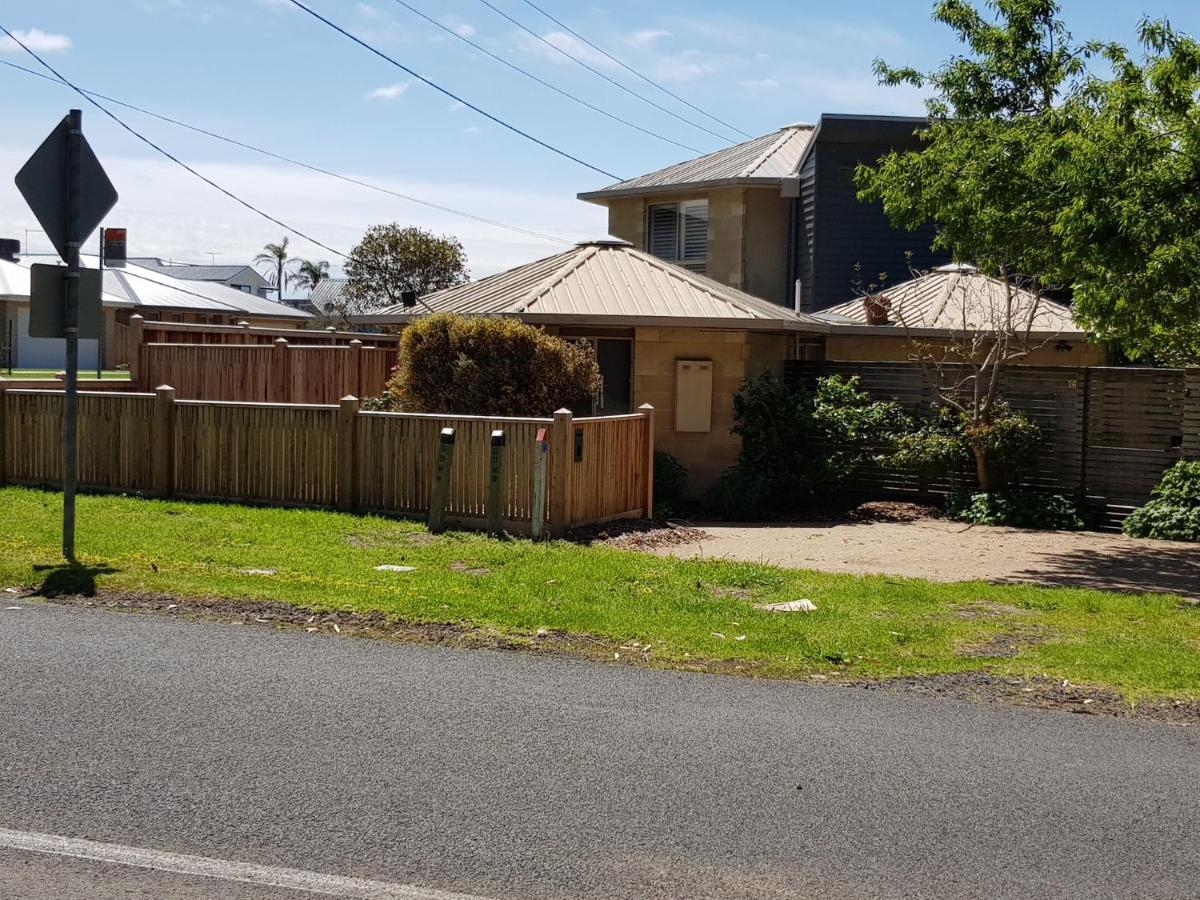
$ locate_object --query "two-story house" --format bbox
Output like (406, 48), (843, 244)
(578, 113), (949, 315)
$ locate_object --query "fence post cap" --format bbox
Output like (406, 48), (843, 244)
(637, 403), (655, 411)
(155, 384), (175, 393)
(553, 408), (573, 417)
(274, 336), (289, 346)
(55, 371), (66, 381)
(340, 394), (359, 403)
(238, 320), (250, 328)
(326, 327), (337, 332)
(349, 338), (363, 347)
(129, 313), (144, 322)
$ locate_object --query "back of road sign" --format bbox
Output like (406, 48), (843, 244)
(28, 264), (103, 340)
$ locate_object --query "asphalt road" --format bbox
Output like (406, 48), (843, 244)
(0, 602), (1197, 900)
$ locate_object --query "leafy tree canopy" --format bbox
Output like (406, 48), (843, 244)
(343, 224), (469, 315)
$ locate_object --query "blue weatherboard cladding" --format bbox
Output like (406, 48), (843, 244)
(796, 118), (948, 313)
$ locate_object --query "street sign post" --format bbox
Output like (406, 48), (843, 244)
(15, 110), (118, 562)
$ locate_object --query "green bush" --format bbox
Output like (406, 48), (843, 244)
(1122, 460), (1200, 541)
(381, 313), (600, 416)
(705, 372), (907, 519)
(946, 491), (1085, 530)
(888, 403), (1042, 488)
(652, 451), (689, 517)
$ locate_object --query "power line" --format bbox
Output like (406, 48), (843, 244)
(517, 0), (753, 139)
(282, 0), (623, 181)
(474, 0), (739, 145)
(0, 25), (350, 261)
(389, 0), (704, 155)
(0, 58), (573, 247)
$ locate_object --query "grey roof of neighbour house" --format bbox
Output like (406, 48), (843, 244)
(356, 241), (823, 330)
(817, 264), (1084, 335)
(127, 259), (270, 286)
(12, 257), (310, 319)
(306, 278), (349, 314)
(578, 124), (816, 200)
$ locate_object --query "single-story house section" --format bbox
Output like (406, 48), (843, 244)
(0, 257), (133, 370)
(815, 264), (1109, 366)
(355, 240), (825, 489)
(1, 250), (311, 370)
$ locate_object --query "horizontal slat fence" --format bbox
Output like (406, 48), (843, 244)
(139, 342), (396, 404)
(786, 361), (1199, 528)
(0, 390), (653, 535)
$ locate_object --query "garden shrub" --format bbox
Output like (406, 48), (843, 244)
(1122, 460), (1200, 541)
(945, 490), (1085, 530)
(653, 451), (689, 518)
(381, 313), (601, 416)
(888, 403), (1041, 488)
(705, 372), (907, 519)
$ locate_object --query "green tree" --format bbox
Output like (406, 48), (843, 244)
(254, 237), (294, 303)
(1055, 22), (1200, 364)
(855, 0), (1097, 487)
(292, 259), (330, 293)
(343, 225), (469, 316)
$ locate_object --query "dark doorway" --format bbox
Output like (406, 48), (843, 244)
(595, 338), (633, 414)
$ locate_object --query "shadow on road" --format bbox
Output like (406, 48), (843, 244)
(995, 543), (1200, 600)
(33, 563), (118, 598)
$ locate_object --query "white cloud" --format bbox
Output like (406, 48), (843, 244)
(517, 31), (618, 69)
(629, 29), (671, 47)
(741, 78), (779, 90)
(357, 3), (380, 17)
(650, 53), (716, 83)
(0, 28), (72, 55)
(366, 81), (412, 101)
(448, 18), (476, 39)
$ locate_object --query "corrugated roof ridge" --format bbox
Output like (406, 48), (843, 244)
(620, 245), (800, 321)
(516, 244), (597, 313)
(743, 125), (808, 177)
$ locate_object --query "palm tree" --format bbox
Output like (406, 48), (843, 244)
(254, 237), (291, 303)
(292, 259), (330, 293)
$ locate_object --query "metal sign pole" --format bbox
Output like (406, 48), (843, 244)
(62, 109), (82, 562)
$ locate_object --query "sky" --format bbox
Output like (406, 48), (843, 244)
(0, 0), (1196, 288)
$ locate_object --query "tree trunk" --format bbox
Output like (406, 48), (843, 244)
(973, 444), (991, 492)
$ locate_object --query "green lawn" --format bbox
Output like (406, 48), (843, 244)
(1, 369), (131, 380)
(1, 486), (1196, 699)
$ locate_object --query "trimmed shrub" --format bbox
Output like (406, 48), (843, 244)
(946, 491), (1085, 530)
(1122, 460), (1200, 541)
(382, 313), (601, 416)
(888, 403), (1041, 489)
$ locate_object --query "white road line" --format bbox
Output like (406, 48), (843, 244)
(0, 827), (494, 900)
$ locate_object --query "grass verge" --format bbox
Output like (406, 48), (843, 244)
(1, 487), (1197, 700)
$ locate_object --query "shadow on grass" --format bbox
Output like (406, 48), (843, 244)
(33, 563), (118, 598)
(994, 543), (1200, 601)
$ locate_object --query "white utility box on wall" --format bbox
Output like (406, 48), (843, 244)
(675, 359), (713, 432)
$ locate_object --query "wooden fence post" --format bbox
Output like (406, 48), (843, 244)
(152, 385), (176, 498)
(531, 427), (549, 540)
(1184, 369), (1200, 459)
(0, 388), (8, 486)
(271, 338), (289, 404)
(128, 314), (144, 385)
(638, 403), (656, 518)
(349, 339), (363, 398)
(487, 429), (506, 536)
(548, 408), (573, 538)
(428, 427), (456, 533)
(337, 395), (360, 512)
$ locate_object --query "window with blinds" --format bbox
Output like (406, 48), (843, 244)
(647, 200), (708, 274)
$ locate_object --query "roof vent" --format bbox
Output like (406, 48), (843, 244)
(934, 262), (980, 274)
(575, 238), (633, 248)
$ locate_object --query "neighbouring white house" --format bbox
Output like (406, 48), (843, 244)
(1, 248), (311, 370)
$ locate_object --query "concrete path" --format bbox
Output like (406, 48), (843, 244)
(1, 602), (1197, 899)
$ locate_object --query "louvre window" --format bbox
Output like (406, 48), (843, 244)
(647, 200), (708, 274)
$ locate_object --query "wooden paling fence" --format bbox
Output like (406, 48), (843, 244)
(786, 361), (1200, 527)
(0, 389), (655, 536)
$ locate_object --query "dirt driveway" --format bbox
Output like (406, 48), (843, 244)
(657, 511), (1200, 599)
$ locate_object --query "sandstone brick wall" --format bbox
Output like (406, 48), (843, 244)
(825, 334), (1109, 367)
